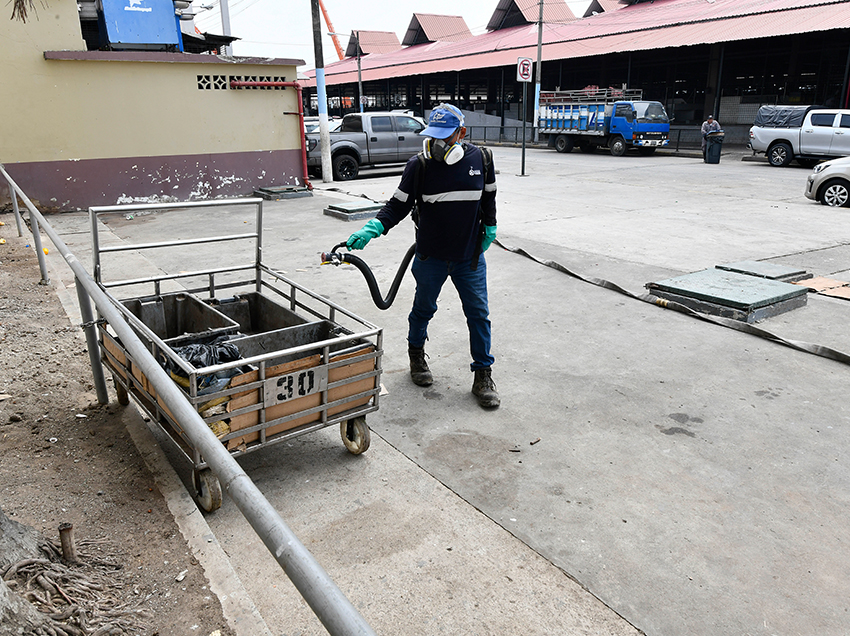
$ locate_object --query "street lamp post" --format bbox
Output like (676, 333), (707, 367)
(533, 0), (543, 142)
(312, 0), (334, 182)
(329, 30), (364, 113)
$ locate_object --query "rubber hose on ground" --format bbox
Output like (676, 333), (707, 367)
(337, 243), (416, 310)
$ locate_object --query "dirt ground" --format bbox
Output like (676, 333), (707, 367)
(0, 212), (236, 636)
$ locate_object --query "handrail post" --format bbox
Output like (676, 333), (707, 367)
(30, 216), (50, 285)
(7, 177), (24, 237)
(75, 276), (109, 405)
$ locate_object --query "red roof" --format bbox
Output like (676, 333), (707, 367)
(487, 0), (576, 31)
(403, 14), (473, 45)
(344, 31), (402, 57)
(305, 0), (850, 86)
(583, 0), (622, 17)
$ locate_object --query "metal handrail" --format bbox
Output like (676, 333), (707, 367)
(0, 164), (377, 636)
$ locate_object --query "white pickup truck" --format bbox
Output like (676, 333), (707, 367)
(749, 105), (850, 167)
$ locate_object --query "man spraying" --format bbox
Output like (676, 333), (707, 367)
(345, 104), (500, 408)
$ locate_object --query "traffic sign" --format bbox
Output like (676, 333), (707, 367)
(517, 57), (533, 83)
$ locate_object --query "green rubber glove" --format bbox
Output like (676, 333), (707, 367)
(346, 218), (385, 251)
(482, 225), (497, 252)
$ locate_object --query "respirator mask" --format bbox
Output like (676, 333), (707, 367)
(423, 134), (464, 165)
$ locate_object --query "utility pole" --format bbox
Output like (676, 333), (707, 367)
(311, 0), (334, 182)
(533, 0), (544, 142)
(355, 31), (364, 113)
(220, 0), (233, 55)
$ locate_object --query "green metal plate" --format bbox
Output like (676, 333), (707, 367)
(647, 268), (808, 310)
(326, 201), (383, 213)
(715, 260), (807, 280)
(253, 186), (312, 200)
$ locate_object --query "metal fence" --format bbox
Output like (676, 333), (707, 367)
(0, 164), (377, 636)
(464, 125), (716, 151)
(466, 124), (535, 145)
(668, 128), (705, 150)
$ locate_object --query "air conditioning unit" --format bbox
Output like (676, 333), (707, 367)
(96, 0), (180, 51)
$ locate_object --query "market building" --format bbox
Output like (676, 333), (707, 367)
(303, 0), (850, 143)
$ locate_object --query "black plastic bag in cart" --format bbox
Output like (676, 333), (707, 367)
(162, 335), (242, 392)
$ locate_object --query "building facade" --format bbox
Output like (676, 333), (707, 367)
(305, 0), (850, 133)
(2, 0), (306, 211)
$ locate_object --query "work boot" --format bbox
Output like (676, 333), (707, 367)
(472, 367), (500, 408)
(408, 346), (433, 387)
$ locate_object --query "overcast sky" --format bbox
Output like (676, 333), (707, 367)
(192, 0), (593, 72)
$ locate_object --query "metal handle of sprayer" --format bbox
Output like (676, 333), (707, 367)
(320, 241), (416, 310)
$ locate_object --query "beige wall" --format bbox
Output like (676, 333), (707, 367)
(1, 4), (300, 163)
(18, 57), (301, 161)
(1, 3), (307, 209)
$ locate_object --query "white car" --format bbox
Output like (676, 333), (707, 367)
(305, 118), (342, 134)
(304, 117), (342, 133)
(805, 156), (850, 207)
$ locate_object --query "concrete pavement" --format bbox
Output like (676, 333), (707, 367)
(41, 145), (850, 635)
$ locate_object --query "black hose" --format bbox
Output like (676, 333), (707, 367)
(322, 242), (416, 310)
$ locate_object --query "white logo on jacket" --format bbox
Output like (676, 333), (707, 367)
(468, 167), (482, 177)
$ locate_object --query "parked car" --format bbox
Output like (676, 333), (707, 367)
(749, 105), (850, 167)
(303, 116), (341, 133)
(305, 111), (426, 180)
(804, 156), (850, 206)
(306, 119), (342, 134)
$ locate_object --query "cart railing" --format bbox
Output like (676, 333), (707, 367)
(97, 270), (381, 383)
(1, 164), (378, 636)
(88, 209), (384, 469)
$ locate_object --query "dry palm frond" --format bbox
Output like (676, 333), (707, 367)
(11, 0), (38, 23)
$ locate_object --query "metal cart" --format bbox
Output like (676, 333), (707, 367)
(90, 199), (382, 512)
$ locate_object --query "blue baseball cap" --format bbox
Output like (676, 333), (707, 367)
(420, 104), (464, 139)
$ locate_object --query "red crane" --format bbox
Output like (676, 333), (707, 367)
(318, 0), (345, 61)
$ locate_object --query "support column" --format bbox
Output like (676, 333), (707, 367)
(703, 43), (722, 120)
(500, 67), (505, 128)
(842, 40), (850, 108)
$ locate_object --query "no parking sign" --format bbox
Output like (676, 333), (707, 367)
(517, 57), (533, 82)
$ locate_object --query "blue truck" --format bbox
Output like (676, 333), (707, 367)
(537, 88), (671, 156)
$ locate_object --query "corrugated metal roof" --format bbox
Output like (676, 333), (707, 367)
(583, 0), (622, 17)
(486, 0), (576, 31)
(306, 0), (850, 86)
(344, 30), (402, 57)
(402, 14), (473, 46)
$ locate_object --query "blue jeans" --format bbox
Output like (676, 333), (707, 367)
(408, 252), (494, 371)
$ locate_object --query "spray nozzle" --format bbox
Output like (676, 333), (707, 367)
(321, 242), (348, 266)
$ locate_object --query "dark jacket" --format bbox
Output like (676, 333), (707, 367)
(376, 143), (497, 261)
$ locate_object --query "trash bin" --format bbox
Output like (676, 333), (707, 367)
(705, 131), (724, 164)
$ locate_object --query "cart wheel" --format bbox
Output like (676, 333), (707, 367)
(113, 375), (129, 406)
(341, 417), (370, 455)
(192, 468), (222, 512)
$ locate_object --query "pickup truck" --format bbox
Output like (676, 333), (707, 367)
(748, 105), (850, 167)
(537, 87), (670, 156)
(306, 111), (426, 180)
